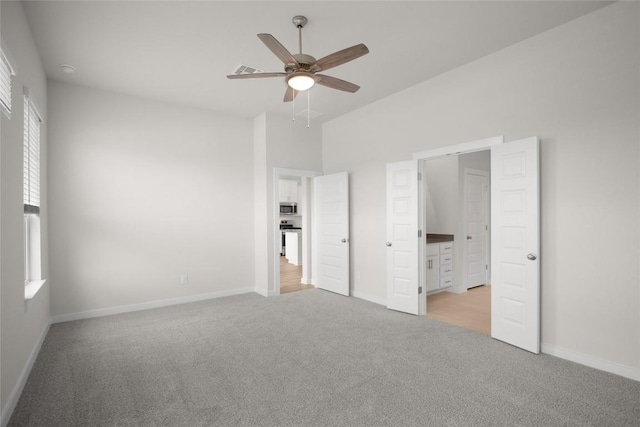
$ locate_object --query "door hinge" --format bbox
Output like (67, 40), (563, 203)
(417, 172), (422, 180)
(485, 225), (488, 231)
(418, 286), (423, 294)
(418, 230), (422, 238)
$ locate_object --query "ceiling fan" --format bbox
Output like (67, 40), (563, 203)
(227, 15), (369, 102)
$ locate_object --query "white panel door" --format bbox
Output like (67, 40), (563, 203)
(386, 160), (420, 315)
(314, 172), (350, 296)
(491, 137), (540, 353)
(465, 171), (489, 288)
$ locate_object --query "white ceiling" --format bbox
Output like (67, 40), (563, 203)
(21, 1), (611, 122)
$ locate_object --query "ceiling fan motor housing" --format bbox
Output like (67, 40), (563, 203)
(286, 54), (320, 73)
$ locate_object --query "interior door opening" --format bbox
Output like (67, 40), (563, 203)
(387, 135), (540, 353)
(422, 151), (492, 336)
(274, 169), (322, 296)
(278, 176), (314, 294)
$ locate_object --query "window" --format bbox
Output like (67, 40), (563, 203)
(0, 48), (14, 117)
(24, 94), (43, 292)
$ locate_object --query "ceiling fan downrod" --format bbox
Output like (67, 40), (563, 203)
(292, 15), (307, 55)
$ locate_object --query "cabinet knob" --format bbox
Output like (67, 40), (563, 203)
(341, 238), (348, 243)
(527, 253), (537, 261)
(386, 242), (392, 247)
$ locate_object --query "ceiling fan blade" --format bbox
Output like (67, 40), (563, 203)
(227, 72), (287, 79)
(316, 43), (369, 72)
(257, 33), (299, 66)
(315, 74), (360, 93)
(283, 86), (299, 103)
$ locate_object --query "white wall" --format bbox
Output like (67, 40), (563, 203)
(253, 113), (322, 296)
(47, 81), (255, 317)
(424, 156), (458, 234)
(0, 1), (50, 420)
(323, 2), (639, 372)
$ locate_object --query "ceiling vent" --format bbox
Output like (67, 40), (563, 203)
(232, 64), (263, 75)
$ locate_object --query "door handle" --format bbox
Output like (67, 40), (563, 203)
(527, 253), (537, 261)
(467, 235), (472, 240)
(386, 242), (392, 247)
(341, 238), (348, 243)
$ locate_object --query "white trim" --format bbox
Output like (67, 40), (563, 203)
(417, 137), (502, 315)
(24, 279), (46, 300)
(51, 288), (255, 323)
(274, 167), (323, 179)
(0, 322), (50, 427)
(541, 343), (640, 382)
(254, 287), (279, 297)
(254, 287), (269, 297)
(353, 290), (386, 306)
(413, 135), (504, 160)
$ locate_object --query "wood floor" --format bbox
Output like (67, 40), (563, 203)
(426, 285), (491, 335)
(280, 256), (314, 294)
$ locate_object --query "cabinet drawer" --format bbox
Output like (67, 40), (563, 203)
(440, 265), (453, 276)
(426, 244), (439, 256)
(439, 253), (453, 265)
(440, 242), (453, 254)
(440, 276), (453, 288)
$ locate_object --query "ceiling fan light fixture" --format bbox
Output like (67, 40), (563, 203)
(287, 72), (315, 91)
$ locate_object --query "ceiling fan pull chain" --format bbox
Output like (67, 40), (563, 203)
(307, 89), (310, 128)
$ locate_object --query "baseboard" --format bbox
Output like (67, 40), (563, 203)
(254, 287), (269, 297)
(254, 288), (280, 297)
(51, 288), (255, 323)
(352, 290), (386, 306)
(541, 343), (640, 381)
(1, 322), (50, 427)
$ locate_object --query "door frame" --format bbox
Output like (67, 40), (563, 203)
(413, 136), (504, 315)
(463, 168), (490, 290)
(273, 168), (323, 295)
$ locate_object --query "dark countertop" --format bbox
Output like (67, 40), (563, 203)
(426, 233), (454, 244)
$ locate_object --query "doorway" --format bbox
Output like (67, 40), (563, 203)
(273, 168), (322, 295)
(422, 151), (491, 335)
(387, 136), (541, 353)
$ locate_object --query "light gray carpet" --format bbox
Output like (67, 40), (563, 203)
(9, 289), (640, 426)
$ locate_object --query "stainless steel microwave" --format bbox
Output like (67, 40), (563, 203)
(280, 202), (297, 215)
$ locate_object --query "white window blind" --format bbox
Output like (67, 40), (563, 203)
(23, 95), (41, 214)
(0, 49), (13, 115)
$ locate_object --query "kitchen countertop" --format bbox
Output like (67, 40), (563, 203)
(426, 233), (454, 244)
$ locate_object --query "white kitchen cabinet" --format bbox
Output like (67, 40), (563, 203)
(426, 241), (454, 292)
(426, 254), (439, 292)
(279, 179), (299, 203)
(285, 231), (302, 266)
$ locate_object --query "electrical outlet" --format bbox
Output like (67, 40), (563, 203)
(180, 274), (189, 285)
